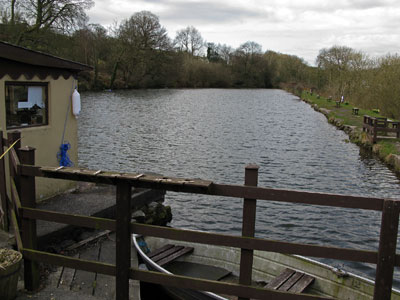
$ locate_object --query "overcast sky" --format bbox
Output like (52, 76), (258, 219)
(87, 0), (400, 65)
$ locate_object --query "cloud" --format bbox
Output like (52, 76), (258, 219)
(87, 0), (400, 65)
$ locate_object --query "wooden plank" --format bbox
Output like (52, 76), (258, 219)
(130, 269), (330, 300)
(373, 199), (400, 300)
(10, 177), (21, 211)
(65, 230), (112, 251)
(20, 165), (388, 211)
(95, 237), (116, 299)
(58, 254), (79, 291)
(21, 207), (116, 231)
(288, 274), (315, 293)
(157, 247), (194, 266)
(148, 244), (175, 259)
(8, 132), (20, 233)
(151, 245), (184, 263)
(9, 148), (20, 174)
(71, 244), (100, 294)
(115, 181), (131, 300)
(10, 208), (23, 251)
(0, 130), (8, 230)
(210, 184), (385, 211)
(278, 272), (304, 291)
(265, 268), (295, 290)
(23, 248), (115, 276)
(131, 223), (379, 264)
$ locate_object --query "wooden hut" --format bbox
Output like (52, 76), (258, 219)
(0, 41), (91, 200)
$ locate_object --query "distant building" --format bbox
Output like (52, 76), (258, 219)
(0, 41), (91, 200)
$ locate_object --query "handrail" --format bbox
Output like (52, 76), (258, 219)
(7, 147), (400, 300)
(19, 165), (387, 211)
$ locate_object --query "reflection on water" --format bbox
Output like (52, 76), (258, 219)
(79, 89), (400, 285)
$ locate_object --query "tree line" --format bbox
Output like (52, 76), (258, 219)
(316, 46), (400, 119)
(1, 1), (399, 118)
(0, 2), (314, 90)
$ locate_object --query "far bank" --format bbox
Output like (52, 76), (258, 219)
(298, 90), (400, 176)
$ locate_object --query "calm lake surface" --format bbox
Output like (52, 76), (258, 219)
(78, 89), (400, 285)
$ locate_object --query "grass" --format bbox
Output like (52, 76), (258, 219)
(302, 91), (400, 156)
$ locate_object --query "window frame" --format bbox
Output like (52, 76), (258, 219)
(5, 81), (49, 130)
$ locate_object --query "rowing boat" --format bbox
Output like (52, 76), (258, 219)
(132, 234), (400, 300)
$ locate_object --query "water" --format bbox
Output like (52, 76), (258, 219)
(78, 89), (400, 284)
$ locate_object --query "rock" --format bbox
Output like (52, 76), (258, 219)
(132, 210), (146, 222)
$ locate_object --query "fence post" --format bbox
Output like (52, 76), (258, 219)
(19, 146), (40, 291)
(0, 131), (8, 230)
(373, 120), (377, 143)
(373, 199), (400, 300)
(116, 180), (132, 300)
(239, 164), (259, 300)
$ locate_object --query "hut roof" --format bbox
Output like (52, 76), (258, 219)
(0, 41), (91, 79)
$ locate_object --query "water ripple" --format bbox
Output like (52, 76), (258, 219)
(79, 89), (400, 285)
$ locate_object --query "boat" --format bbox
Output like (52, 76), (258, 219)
(132, 234), (400, 300)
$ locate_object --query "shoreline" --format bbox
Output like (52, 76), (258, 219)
(298, 92), (400, 176)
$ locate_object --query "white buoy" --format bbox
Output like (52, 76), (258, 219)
(72, 88), (81, 118)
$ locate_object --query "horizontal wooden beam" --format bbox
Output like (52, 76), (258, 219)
(23, 248), (115, 276)
(21, 207), (116, 231)
(130, 269), (329, 300)
(19, 165), (389, 211)
(20, 207), (390, 265)
(132, 223), (385, 265)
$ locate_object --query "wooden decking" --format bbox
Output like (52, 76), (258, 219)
(42, 232), (139, 299)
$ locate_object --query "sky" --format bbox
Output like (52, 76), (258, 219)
(87, 0), (400, 65)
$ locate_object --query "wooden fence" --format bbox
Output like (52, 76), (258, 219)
(1, 130), (400, 300)
(363, 115), (400, 143)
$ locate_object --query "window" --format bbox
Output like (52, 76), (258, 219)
(5, 82), (48, 129)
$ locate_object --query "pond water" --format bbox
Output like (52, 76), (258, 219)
(78, 89), (400, 284)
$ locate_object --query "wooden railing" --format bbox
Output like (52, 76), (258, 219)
(1, 131), (400, 300)
(363, 115), (400, 143)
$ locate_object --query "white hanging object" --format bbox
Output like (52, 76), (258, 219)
(72, 88), (81, 118)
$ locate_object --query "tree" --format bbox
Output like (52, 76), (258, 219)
(21, 0), (94, 33)
(231, 41), (264, 86)
(174, 26), (204, 56)
(117, 11), (172, 88)
(0, 0), (94, 45)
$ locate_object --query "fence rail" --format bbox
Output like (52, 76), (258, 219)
(363, 115), (400, 143)
(0, 130), (399, 300)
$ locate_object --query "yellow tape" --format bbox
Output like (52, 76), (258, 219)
(0, 138), (21, 160)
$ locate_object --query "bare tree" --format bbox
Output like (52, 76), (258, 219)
(119, 11), (170, 50)
(18, 0), (94, 33)
(174, 26), (204, 56)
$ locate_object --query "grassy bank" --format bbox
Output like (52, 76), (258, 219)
(301, 91), (400, 173)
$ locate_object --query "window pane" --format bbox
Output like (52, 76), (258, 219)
(6, 83), (48, 129)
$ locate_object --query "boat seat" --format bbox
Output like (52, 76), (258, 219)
(265, 268), (315, 293)
(148, 244), (194, 266)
